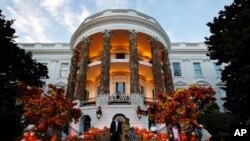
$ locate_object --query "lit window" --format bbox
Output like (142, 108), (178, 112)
(84, 90), (89, 101)
(60, 63), (69, 77)
(152, 89), (155, 99)
(193, 63), (202, 77)
(214, 63), (222, 77)
(116, 82), (125, 94)
(116, 53), (125, 59)
(173, 62), (181, 76)
(139, 85), (144, 95)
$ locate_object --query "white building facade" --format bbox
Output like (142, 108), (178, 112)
(18, 9), (225, 134)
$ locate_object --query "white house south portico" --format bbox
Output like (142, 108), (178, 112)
(65, 9), (174, 133)
(18, 9), (226, 135)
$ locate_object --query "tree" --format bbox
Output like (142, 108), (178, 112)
(147, 85), (216, 125)
(205, 0), (250, 122)
(203, 113), (237, 141)
(0, 9), (48, 139)
(18, 83), (82, 141)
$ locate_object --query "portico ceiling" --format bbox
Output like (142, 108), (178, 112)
(75, 30), (165, 61)
(86, 62), (153, 82)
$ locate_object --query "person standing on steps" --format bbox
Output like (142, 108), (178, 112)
(110, 117), (121, 141)
(121, 118), (130, 141)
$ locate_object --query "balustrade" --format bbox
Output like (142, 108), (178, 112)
(81, 93), (144, 106)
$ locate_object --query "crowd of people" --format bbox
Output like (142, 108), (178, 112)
(162, 121), (211, 141)
(110, 116), (212, 141)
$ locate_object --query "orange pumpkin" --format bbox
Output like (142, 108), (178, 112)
(134, 127), (139, 132)
(149, 132), (155, 138)
(90, 135), (95, 140)
(142, 128), (147, 133)
(161, 133), (168, 139)
(27, 136), (36, 141)
(24, 132), (30, 138)
(83, 134), (89, 140)
(137, 129), (142, 135)
(180, 133), (187, 141)
(142, 133), (149, 140)
(190, 135), (196, 141)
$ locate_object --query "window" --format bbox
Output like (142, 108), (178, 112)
(193, 63), (202, 77)
(60, 63), (69, 77)
(139, 85), (144, 95)
(173, 62), (181, 76)
(116, 82), (125, 94)
(152, 89), (155, 99)
(116, 53), (125, 59)
(84, 90), (89, 101)
(214, 63), (222, 77)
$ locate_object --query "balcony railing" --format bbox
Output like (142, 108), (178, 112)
(79, 93), (148, 106)
(80, 97), (96, 106)
(108, 93), (130, 104)
(92, 93), (144, 106)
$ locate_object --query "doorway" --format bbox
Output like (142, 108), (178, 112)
(79, 115), (91, 134)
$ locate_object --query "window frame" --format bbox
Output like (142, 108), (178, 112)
(59, 63), (69, 78)
(116, 53), (125, 59)
(172, 62), (182, 77)
(116, 82), (126, 94)
(214, 63), (222, 77)
(193, 62), (203, 77)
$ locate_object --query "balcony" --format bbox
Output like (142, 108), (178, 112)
(108, 93), (130, 104)
(80, 98), (96, 106)
(80, 93), (144, 106)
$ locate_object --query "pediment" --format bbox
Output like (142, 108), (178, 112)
(55, 81), (66, 87)
(194, 80), (210, 86)
(174, 80), (188, 86)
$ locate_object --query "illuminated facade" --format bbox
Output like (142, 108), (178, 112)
(19, 9), (225, 134)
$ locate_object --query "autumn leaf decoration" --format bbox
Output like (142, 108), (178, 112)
(147, 85), (216, 124)
(17, 82), (82, 130)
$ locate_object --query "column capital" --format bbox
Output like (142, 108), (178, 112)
(82, 36), (90, 44)
(129, 29), (137, 41)
(150, 36), (158, 42)
(103, 29), (112, 39)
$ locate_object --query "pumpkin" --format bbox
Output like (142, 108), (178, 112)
(190, 135), (196, 141)
(27, 136), (36, 141)
(24, 132), (30, 138)
(136, 129), (142, 135)
(83, 134), (89, 140)
(90, 135), (95, 140)
(142, 133), (149, 140)
(180, 133), (187, 141)
(161, 133), (168, 140)
(149, 132), (155, 138)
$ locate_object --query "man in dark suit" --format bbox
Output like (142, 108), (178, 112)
(110, 117), (121, 141)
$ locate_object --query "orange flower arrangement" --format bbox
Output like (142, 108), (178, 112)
(18, 82), (82, 141)
(148, 85), (216, 125)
